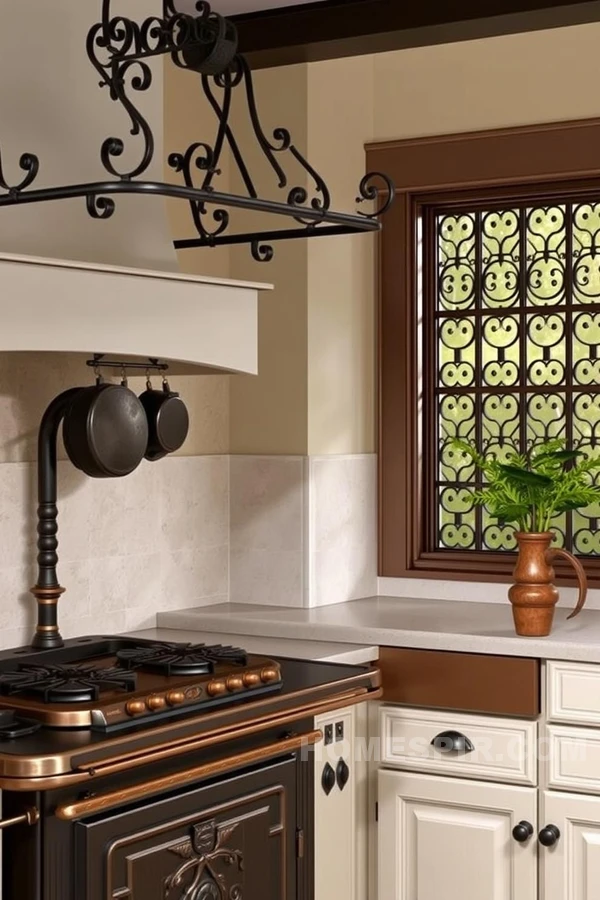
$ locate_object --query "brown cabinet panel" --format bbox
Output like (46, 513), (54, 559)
(379, 647), (540, 717)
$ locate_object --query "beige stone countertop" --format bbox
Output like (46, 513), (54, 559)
(157, 597), (600, 663)
(128, 627), (379, 666)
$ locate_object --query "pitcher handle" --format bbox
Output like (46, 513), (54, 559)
(546, 548), (588, 620)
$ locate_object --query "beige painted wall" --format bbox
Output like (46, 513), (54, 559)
(306, 56), (376, 455)
(228, 65), (309, 455)
(373, 21), (600, 140)
(164, 59), (310, 454)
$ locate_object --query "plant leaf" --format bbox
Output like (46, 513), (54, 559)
(492, 504), (530, 521)
(497, 464), (553, 487)
(533, 450), (580, 465)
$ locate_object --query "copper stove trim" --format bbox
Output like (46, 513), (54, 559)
(55, 729), (322, 820)
(0, 682), (381, 790)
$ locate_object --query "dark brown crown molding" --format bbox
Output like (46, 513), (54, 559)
(234, 0), (600, 69)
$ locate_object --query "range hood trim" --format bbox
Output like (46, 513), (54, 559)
(0, 252), (268, 374)
(0, 251), (272, 292)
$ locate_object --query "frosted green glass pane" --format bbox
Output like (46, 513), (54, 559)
(438, 214), (476, 311)
(526, 206), (566, 307)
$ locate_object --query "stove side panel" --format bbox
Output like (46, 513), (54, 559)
(2, 791), (43, 900)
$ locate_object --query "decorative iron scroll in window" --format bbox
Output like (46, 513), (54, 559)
(431, 200), (600, 557)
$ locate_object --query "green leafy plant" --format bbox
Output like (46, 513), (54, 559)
(451, 438), (600, 534)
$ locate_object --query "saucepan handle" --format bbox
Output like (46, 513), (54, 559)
(546, 547), (587, 620)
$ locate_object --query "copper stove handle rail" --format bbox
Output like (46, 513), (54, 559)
(74, 687), (379, 779)
(55, 729), (322, 821)
(0, 808), (39, 830)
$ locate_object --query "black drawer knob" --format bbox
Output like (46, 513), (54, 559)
(539, 825), (560, 847)
(336, 757), (350, 791)
(512, 821), (534, 843)
(321, 762), (336, 796)
(431, 730), (474, 753)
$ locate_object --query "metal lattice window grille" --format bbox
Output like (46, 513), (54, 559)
(427, 198), (600, 557)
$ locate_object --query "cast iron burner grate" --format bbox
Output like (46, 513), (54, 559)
(0, 664), (138, 703)
(115, 642), (249, 676)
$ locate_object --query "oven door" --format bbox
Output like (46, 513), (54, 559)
(74, 756), (303, 900)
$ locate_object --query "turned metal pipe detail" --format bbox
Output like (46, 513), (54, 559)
(31, 389), (81, 650)
(0, 808), (39, 830)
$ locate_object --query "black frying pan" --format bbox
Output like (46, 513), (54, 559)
(63, 379), (149, 478)
(139, 376), (189, 462)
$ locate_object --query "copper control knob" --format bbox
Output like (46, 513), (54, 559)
(226, 675), (244, 692)
(261, 667), (280, 683)
(125, 699), (147, 716)
(243, 672), (261, 687)
(207, 680), (227, 697)
(166, 690), (186, 706)
(146, 695), (166, 711)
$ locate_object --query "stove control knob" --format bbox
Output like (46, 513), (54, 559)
(227, 675), (244, 692)
(166, 690), (186, 706)
(125, 699), (147, 717)
(243, 672), (261, 687)
(146, 695), (166, 711)
(207, 680), (227, 697)
(261, 667), (280, 683)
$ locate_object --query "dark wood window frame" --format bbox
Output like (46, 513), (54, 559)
(368, 117), (600, 587)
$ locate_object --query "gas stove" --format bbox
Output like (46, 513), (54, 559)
(0, 638), (380, 900)
(0, 636), (282, 732)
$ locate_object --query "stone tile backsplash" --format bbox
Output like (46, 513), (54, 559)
(0, 452), (377, 649)
(229, 454), (376, 608)
(0, 455), (230, 650)
(308, 455), (377, 608)
(230, 456), (308, 606)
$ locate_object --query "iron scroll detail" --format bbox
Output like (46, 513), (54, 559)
(0, 0), (394, 261)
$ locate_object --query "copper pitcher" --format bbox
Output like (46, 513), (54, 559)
(508, 532), (587, 637)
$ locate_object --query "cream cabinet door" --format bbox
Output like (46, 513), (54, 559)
(378, 770), (537, 900)
(541, 790), (600, 900)
(314, 704), (368, 900)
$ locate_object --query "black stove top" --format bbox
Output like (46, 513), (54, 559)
(0, 664), (138, 704)
(115, 641), (248, 676)
(0, 640), (253, 705)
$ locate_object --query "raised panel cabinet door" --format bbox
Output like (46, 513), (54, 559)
(314, 707), (357, 900)
(378, 770), (537, 900)
(541, 790), (600, 900)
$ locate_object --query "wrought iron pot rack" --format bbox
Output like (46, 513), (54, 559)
(0, 0), (394, 262)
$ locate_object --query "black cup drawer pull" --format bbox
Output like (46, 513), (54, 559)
(430, 730), (475, 753)
(512, 821), (534, 843)
(538, 825), (561, 847)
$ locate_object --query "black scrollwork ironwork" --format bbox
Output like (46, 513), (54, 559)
(433, 200), (600, 557)
(0, 1), (394, 261)
(0, 151), (39, 196)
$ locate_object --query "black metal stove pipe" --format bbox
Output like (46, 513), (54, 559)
(31, 388), (81, 650)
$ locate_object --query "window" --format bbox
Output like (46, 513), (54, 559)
(368, 118), (600, 585)
(433, 199), (600, 556)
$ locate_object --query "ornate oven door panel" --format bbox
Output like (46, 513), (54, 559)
(75, 757), (299, 900)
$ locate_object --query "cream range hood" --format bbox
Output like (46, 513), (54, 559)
(0, 252), (271, 374)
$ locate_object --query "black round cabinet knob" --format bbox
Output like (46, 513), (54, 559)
(512, 821), (534, 843)
(538, 825), (561, 847)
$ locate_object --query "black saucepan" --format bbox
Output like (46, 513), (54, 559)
(139, 376), (190, 462)
(63, 377), (149, 478)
